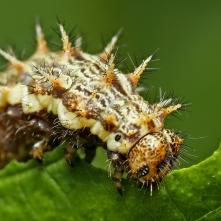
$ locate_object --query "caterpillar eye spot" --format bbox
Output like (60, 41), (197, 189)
(114, 133), (122, 142)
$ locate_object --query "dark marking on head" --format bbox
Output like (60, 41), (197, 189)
(137, 165), (149, 178)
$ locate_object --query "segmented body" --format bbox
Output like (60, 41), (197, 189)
(0, 24), (184, 191)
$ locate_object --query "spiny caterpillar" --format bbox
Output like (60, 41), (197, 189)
(0, 23), (184, 194)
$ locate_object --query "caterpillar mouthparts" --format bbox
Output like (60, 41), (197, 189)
(0, 22), (184, 194)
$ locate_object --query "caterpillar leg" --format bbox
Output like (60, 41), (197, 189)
(113, 166), (124, 195)
(65, 145), (77, 166)
(30, 139), (49, 162)
(84, 144), (97, 163)
(107, 151), (126, 194)
(82, 134), (103, 163)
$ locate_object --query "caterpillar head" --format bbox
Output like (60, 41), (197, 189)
(128, 129), (183, 185)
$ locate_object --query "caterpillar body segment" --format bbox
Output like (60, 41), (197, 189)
(0, 24), (184, 192)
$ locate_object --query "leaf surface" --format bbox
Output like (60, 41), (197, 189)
(0, 144), (221, 221)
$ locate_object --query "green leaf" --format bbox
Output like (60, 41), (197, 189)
(0, 144), (221, 221)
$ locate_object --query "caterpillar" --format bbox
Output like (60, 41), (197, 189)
(0, 23), (184, 194)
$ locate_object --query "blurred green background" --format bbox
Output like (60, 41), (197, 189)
(0, 0), (220, 168)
